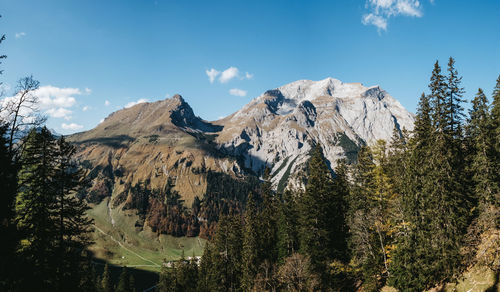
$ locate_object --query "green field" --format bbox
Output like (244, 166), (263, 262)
(88, 198), (206, 272)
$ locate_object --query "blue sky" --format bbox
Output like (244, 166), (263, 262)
(1, 0), (499, 134)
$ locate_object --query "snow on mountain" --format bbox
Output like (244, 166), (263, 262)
(215, 77), (414, 191)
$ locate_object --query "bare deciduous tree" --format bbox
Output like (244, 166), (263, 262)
(276, 253), (318, 292)
(1, 75), (45, 154)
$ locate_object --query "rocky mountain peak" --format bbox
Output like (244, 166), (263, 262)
(216, 77), (415, 191)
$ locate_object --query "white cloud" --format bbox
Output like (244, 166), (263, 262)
(229, 88), (247, 97)
(99, 118), (104, 124)
(82, 106), (90, 112)
(84, 87), (92, 94)
(206, 68), (220, 83)
(105, 100), (110, 106)
(362, 13), (388, 31)
(61, 123), (83, 131)
(124, 98), (148, 108)
(13, 85), (81, 120)
(0, 85), (84, 123)
(206, 67), (253, 84)
(219, 67), (239, 83)
(35, 86), (79, 109)
(46, 108), (72, 119)
(15, 32), (26, 39)
(362, 0), (425, 31)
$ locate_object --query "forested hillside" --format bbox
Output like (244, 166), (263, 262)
(155, 59), (500, 292)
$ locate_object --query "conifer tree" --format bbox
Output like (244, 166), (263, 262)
(298, 144), (337, 287)
(115, 267), (131, 292)
(101, 263), (114, 292)
(206, 214), (243, 291)
(467, 88), (498, 221)
(389, 92), (434, 291)
(14, 128), (93, 290)
(259, 176), (279, 266)
(276, 190), (299, 263)
(445, 57), (466, 138)
(53, 136), (94, 290)
(429, 61), (447, 131)
(390, 60), (471, 290)
(330, 160), (349, 262)
(348, 143), (397, 291)
(158, 260), (175, 292)
(15, 128), (58, 289)
(491, 75), (500, 194)
(197, 242), (224, 292)
(241, 193), (260, 290)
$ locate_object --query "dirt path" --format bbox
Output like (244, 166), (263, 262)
(94, 224), (161, 268)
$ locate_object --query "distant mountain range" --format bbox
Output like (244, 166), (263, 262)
(70, 77), (414, 203)
(68, 77), (414, 252)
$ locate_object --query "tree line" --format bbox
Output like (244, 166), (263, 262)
(155, 58), (500, 291)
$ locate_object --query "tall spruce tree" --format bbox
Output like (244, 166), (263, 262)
(241, 193), (260, 290)
(259, 173), (279, 266)
(53, 136), (94, 290)
(348, 146), (383, 291)
(298, 144), (338, 287)
(276, 190), (299, 264)
(14, 127), (93, 290)
(390, 60), (472, 290)
(101, 263), (114, 292)
(467, 88), (498, 221)
(429, 61), (447, 131)
(389, 92), (436, 291)
(348, 142), (398, 291)
(491, 76), (500, 201)
(115, 267), (131, 292)
(15, 128), (59, 290)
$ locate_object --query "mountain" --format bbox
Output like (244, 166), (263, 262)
(68, 77), (415, 264)
(214, 77), (414, 191)
(69, 94), (243, 207)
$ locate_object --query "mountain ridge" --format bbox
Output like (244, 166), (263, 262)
(70, 77), (414, 201)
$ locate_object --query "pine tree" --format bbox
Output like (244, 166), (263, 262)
(259, 174), (279, 266)
(276, 190), (299, 263)
(491, 76), (500, 213)
(241, 193), (260, 290)
(429, 61), (447, 131)
(330, 159), (349, 262)
(15, 128), (59, 290)
(390, 60), (471, 290)
(445, 57), (466, 138)
(115, 267), (131, 292)
(467, 88), (498, 220)
(202, 214), (243, 291)
(101, 263), (114, 292)
(197, 242), (224, 292)
(389, 92), (434, 291)
(53, 136), (94, 290)
(298, 144), (338, 287)
(173, 250), (198, 292)
(79, 253), (99, 292)
(158, 260), (175, 292)
(348, 143), (397, 291)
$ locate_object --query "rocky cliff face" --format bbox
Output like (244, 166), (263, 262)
(214, 78), (414, 191)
